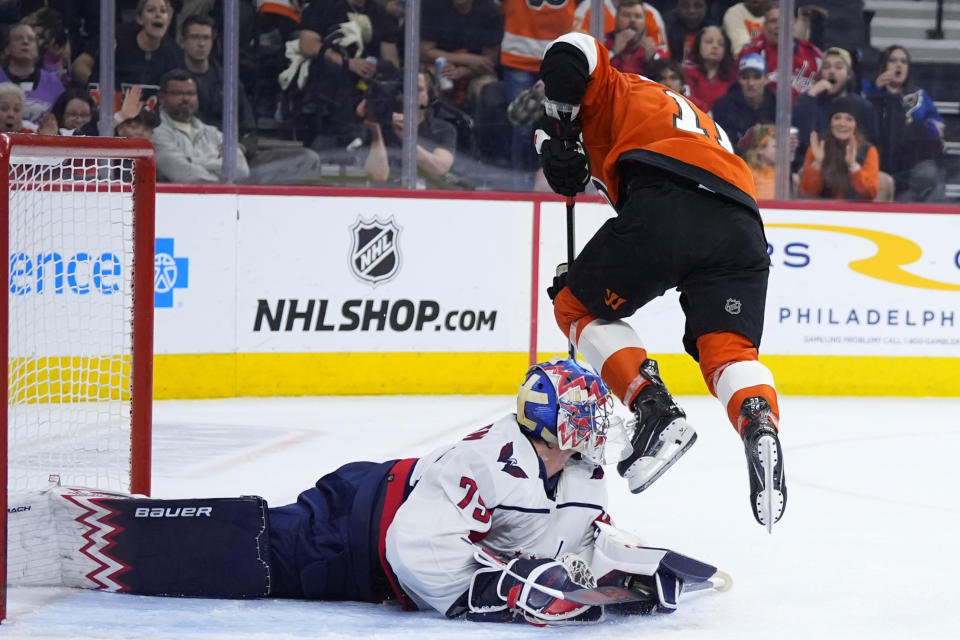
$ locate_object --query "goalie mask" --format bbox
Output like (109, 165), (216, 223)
(517, 358), (615, 464)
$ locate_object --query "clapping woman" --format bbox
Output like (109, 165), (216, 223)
(798, 96), (879, 200)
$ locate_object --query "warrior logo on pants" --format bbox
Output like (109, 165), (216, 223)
(349, 217), (401, 286)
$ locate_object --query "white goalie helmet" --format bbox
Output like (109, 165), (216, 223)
(516, 357), (619, 464)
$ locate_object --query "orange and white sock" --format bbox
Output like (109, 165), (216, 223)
(697, 330), (780, 435)
(553, 287), (650, 407)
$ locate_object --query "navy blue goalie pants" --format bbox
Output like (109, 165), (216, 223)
(267, 458), (417, 604)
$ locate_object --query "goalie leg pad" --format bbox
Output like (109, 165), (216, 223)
(54, 489), (271, 597)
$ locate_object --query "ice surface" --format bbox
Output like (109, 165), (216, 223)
(4, 395), (960, 639)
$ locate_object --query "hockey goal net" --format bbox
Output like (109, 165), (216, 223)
(0, 134), (156, 619)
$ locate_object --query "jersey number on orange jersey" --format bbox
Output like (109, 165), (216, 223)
(664, 90), (734, 153)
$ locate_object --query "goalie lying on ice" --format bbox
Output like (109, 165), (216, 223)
(7, 358), (728, 626)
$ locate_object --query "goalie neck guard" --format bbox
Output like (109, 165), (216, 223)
(517, 358), (614, 464)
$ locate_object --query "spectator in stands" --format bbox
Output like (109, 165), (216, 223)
(792, 46), (878, 172)
(420, 0), (502, 108)
(0, 81), (30, 132)
(179, 0), (260, 100)
(297, 0), (401, 150)
(0, 23), (63, 125)
(359, 69), (456, 185)
(574, 1), (670, 66)
(683, 25), (734, 113)
(738, 6), (822, 102)
(152, 70), (251, 183)
(664, 0), (713, 63)
(49, 86), (95, 133)
(864, 45), (945, 202)
(116, 107), (160, 139)
(738, 122), (798, 199)
(63, 85), (153, 136)
(646, 57), (687, 94)
(178, 15), (257, 151)
(22, 7), (71, 86)
(0, 80), (55, 133)
(739, 123), (778, 199)
(420, 0), (505, 166)
(499, 0), (576, 189)
(798, 96), (879, 201)
(712, 53), (776, 149)
(153, 69), (320, 184)
(71, 0), (180, 96)
(605, 0), (667, 75)
(722, 0), (768, 56)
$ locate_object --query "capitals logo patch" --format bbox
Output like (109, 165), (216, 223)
(349, 216), (401, 285)
(498, 442), (528, 479)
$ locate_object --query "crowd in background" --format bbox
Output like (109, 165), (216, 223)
(0, 0), (950, 202)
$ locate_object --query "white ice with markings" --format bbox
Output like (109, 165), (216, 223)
(4, 395), (959, 639)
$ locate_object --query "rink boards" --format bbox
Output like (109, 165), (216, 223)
(150, 186), (960, 398)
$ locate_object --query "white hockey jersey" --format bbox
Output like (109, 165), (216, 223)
(385, 415), (609, 615)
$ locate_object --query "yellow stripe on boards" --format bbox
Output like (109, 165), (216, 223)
(151, 353), (960, 399)
(153, 353), (532, 399)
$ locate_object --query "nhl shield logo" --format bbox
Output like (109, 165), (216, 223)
(725, 298), (742, 315)
(349, 216), (401, 285)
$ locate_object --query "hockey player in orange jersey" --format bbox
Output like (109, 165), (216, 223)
(534, 32), (786, 530)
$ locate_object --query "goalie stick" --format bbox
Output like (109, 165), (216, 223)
(463, 537), (730, 607)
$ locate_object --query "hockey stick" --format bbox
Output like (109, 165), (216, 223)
(564, 196), (576, 360)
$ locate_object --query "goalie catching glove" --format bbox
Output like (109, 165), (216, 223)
(466, 557), (603, 626)
(535, 101), (590, 197)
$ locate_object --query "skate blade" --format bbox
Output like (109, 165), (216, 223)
(756, 434), (784, 533)
(626, 421), (697, 493)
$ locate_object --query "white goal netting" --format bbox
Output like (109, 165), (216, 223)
(7, 156), (139, 493)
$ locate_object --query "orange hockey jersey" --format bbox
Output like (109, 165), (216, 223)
(501, 0), (577, 72)
(545, 33), (758, 212)
(572, 0), (669, 57)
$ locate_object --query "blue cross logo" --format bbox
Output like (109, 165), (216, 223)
(154, 238), (188, 308)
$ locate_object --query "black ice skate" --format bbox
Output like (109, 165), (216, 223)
(740, 396), (787, 532)
(617, 359), (697, 493)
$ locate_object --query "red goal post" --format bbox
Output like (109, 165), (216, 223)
(0, 134), (156, 622)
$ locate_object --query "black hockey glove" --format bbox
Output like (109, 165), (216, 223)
(534, 108), (590, 197)
(546, 263), (568, 301)
(466, 557), (603, 626)
(535, 135), (590, 197)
